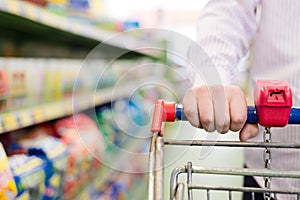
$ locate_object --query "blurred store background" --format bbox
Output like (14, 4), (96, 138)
(0, 0), (247, 199)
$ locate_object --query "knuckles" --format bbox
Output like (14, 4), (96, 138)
(200, 112), (215, 132)
(183, 85), (247, 133)
(219, 120), (230, 134)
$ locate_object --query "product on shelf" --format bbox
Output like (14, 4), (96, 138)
(96, 103), (124, 150)
(0, 67), (9, 111)
(0, 58), (83, 110)
(8, 154), (46, 200)
(5, 59), (27, 109)
(95, 167), (147, 200)
(54, 113), (105, 192)
(0, 142), (17, 200)
(25, 59), (44, 105)
(0, 57), (158, 112)
(8, 126), (68, 200)
(43, 59), (63, 101)
(68, 0), (90, 11)
(95, 97), (148, 153)
(27, 138), (68, 200)
(22, 0), (48, 7)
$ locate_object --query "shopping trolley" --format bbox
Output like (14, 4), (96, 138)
(148, 80), (300, 200)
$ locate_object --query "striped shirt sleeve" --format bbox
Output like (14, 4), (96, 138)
(191, 0), (260, 86)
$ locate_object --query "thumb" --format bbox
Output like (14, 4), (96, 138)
(239, 124), (259, 142)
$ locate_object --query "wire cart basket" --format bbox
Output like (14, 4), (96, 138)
(148, 80), (300, 200)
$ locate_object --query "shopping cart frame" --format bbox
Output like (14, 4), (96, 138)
(148, 99), (300, 200)
(149, 134), (300, 200)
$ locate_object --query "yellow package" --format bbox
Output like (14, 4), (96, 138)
(0, 143), (17, 200)
(47, 0), (68, 5)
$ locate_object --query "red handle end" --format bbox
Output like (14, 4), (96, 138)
(151, 100), (164, 133)
(165, 102), (176, 121)
(151, 100), (176, 133)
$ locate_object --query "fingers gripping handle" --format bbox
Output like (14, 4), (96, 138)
(150, 100), (258, 133)
(174, 104), (259, 124)
(175, 104), (300, 125)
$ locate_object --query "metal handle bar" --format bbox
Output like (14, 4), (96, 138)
(175, 104), (300, 124)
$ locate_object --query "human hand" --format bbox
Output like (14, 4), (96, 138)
(182, 85), (258, 141)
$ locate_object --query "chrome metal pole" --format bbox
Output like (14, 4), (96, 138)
(148, 133), (158, 200)
(163, 139), (300, 149)
(175, 183), (185, 200)
(170, 166), (186, 200)
(187, 162), (193, 200)
(155, 136), (164, 200)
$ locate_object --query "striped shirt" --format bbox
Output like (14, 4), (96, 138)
(195, 0), (300, 198)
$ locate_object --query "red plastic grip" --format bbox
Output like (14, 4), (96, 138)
(164, 102), (176, 122)
(151, 100), (176, 133)
(254, 80), (292, 127)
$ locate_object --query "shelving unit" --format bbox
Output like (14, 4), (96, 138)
(0, 85), (134, 134)
(0, 1), (168, 199)
(0, 0), (164, 58)
(65, 136), (147, 200)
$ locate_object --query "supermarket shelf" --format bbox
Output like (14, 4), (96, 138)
(0, 0), (164, 58)
(0, 86), (131, 134)
(63, 165), (107, 200)
(67, 137), (148, 200)
(63, 102), (151, 199)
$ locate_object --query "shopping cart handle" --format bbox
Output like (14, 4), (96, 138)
(175, 104), (300, 124)
(151, 81), (300, 132)
(151, 100), (300, 133)
(175, 105), (258, 123)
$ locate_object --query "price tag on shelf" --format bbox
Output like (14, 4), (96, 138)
(72, 23), (83, 35)
(32, 108), (44, 123)
(94, 92), (102, 105)
(66, 100), (73, 115)
(18, 110), (33, 127)
(24, 2), (36, 20)
(47, 103), (63, 119)
(50, 104), (61, 119)
(57, 104), (65, 117)
(0, 117), (4, 133)
(42, 105), (54, 120)
(44, 13), (60, 29)
(7, 0), (20, 15)
(2, 112), (18, 131)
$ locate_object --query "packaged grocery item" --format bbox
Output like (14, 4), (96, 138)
(123, 20), (140, 31)
(10, 126), (68, 200)
(22, 0), (48, 7)
(8, 154), (46, 200)
(0, 63), (9, 111)
(0, 142), (17, 200)
(68, 0), (90, 11)
(54, 113), (105, 190)
(41, 0), (67, 15)
(6, 59), (27, 109)
(15, 190), (30, 200)
(26, 137), (68, 200)
(96, 99), (147, 151)
(25, 58), (44, 105)
(96, 104), (123, 150)
(60, 59), (79, 96)
(97, 177), (127, 200)
(43, 59), (63, 101)
(47, 0), (68, 4)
